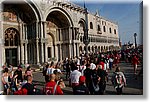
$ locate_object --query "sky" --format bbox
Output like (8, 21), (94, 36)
(69, 0), (143, 45)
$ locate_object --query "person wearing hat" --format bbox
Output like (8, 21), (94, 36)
(73, 76), (89, 95)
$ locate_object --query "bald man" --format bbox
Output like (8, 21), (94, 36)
(45, 74), (63, 95)
(22, 75), (35, 95)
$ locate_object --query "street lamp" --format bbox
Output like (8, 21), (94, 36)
(134, 33), (137, 48)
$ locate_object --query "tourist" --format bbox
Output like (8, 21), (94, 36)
(98, 65), (108, 95)
(24, 66), (33, 80)
(45, 74), (63, 95)
(109, 57), (113, 70)
(66, 58), (71, 80)
(2, 68), (11, 95)
(21, 75), (36, 95)
(46, 61), (55, 76)
(111, 67), (126, 95)
(14, 66), (23, 85)
(73, 76), (89, 95)
(84, 64), (93, 94)
(70, 66), (81, 88)
(132, 55), (139, 75)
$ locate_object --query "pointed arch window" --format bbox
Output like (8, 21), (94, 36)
(5, 28), (19, 46)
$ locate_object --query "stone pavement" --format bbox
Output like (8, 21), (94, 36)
(32, 62), (143, 95)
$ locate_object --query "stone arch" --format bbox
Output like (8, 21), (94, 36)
(47, 32), (55, 45)
(2, 1), (41, 23)
(47, 32), (56, 59)
(2, 1), (42, 65)
(78, 18), (86, 29)
(78, 18), (86, 36)
(24, 0), (42, 21)
(45, 7), (75, 60)
(45, 7), (74, 27)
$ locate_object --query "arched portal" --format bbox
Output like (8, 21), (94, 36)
(46, 10), (72, 60)
(5, 28), (19, 66)
(3, 1), (40, 65)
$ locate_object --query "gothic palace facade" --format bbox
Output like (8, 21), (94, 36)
(0, 0), (119, 66)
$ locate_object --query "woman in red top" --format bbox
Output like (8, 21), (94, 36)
(132, 55), (139, 74)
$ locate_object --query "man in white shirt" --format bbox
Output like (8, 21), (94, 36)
(90, 62), (96, 70)
(70, 66), (81, 88)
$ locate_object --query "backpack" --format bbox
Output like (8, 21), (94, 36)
(14, 88), (28, 95)
(114, 73), (123, 88)
(45, 81), (59, 95)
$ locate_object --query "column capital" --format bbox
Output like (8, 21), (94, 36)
(39, 21), (47, 23)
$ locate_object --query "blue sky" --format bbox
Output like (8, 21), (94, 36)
(69, 0), (142, 45)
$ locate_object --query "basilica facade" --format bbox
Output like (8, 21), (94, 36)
(0, 0), (119, 66)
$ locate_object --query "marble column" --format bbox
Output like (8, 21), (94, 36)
(68, 28), (72, 58)
(0, 19), (5, 66)
(58, 44), (63, 60)
(18, 46), (20, 64)
(40, 21), (44, 63)
(55, 44), (58, 62)
(0, 8), (3, 91)
(28, 44), (31, 63)
(69, 44), (72, 58)
(73, 43), (76, 57)
(60, 44), (65, 60)
(54, 45), (56, 58)
(0, 39), (4, 70)
(36, 22), (39, 64)
(24, 24), (28, 64)
(76, 43), (79, 57)
(40, 21), (44, 38)
(36, 41), (39, 64)
(45, 43), (48, 62)
(41, 43), (44, 63)
(43, 22), (48, 62)
(20, 43), (24, 64)
(60, 28), (62, 41)
(50, 45), (53, 58)
(20, 23), (24, 64)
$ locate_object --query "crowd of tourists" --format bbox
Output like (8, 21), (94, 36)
(1, 47), (142, 95)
